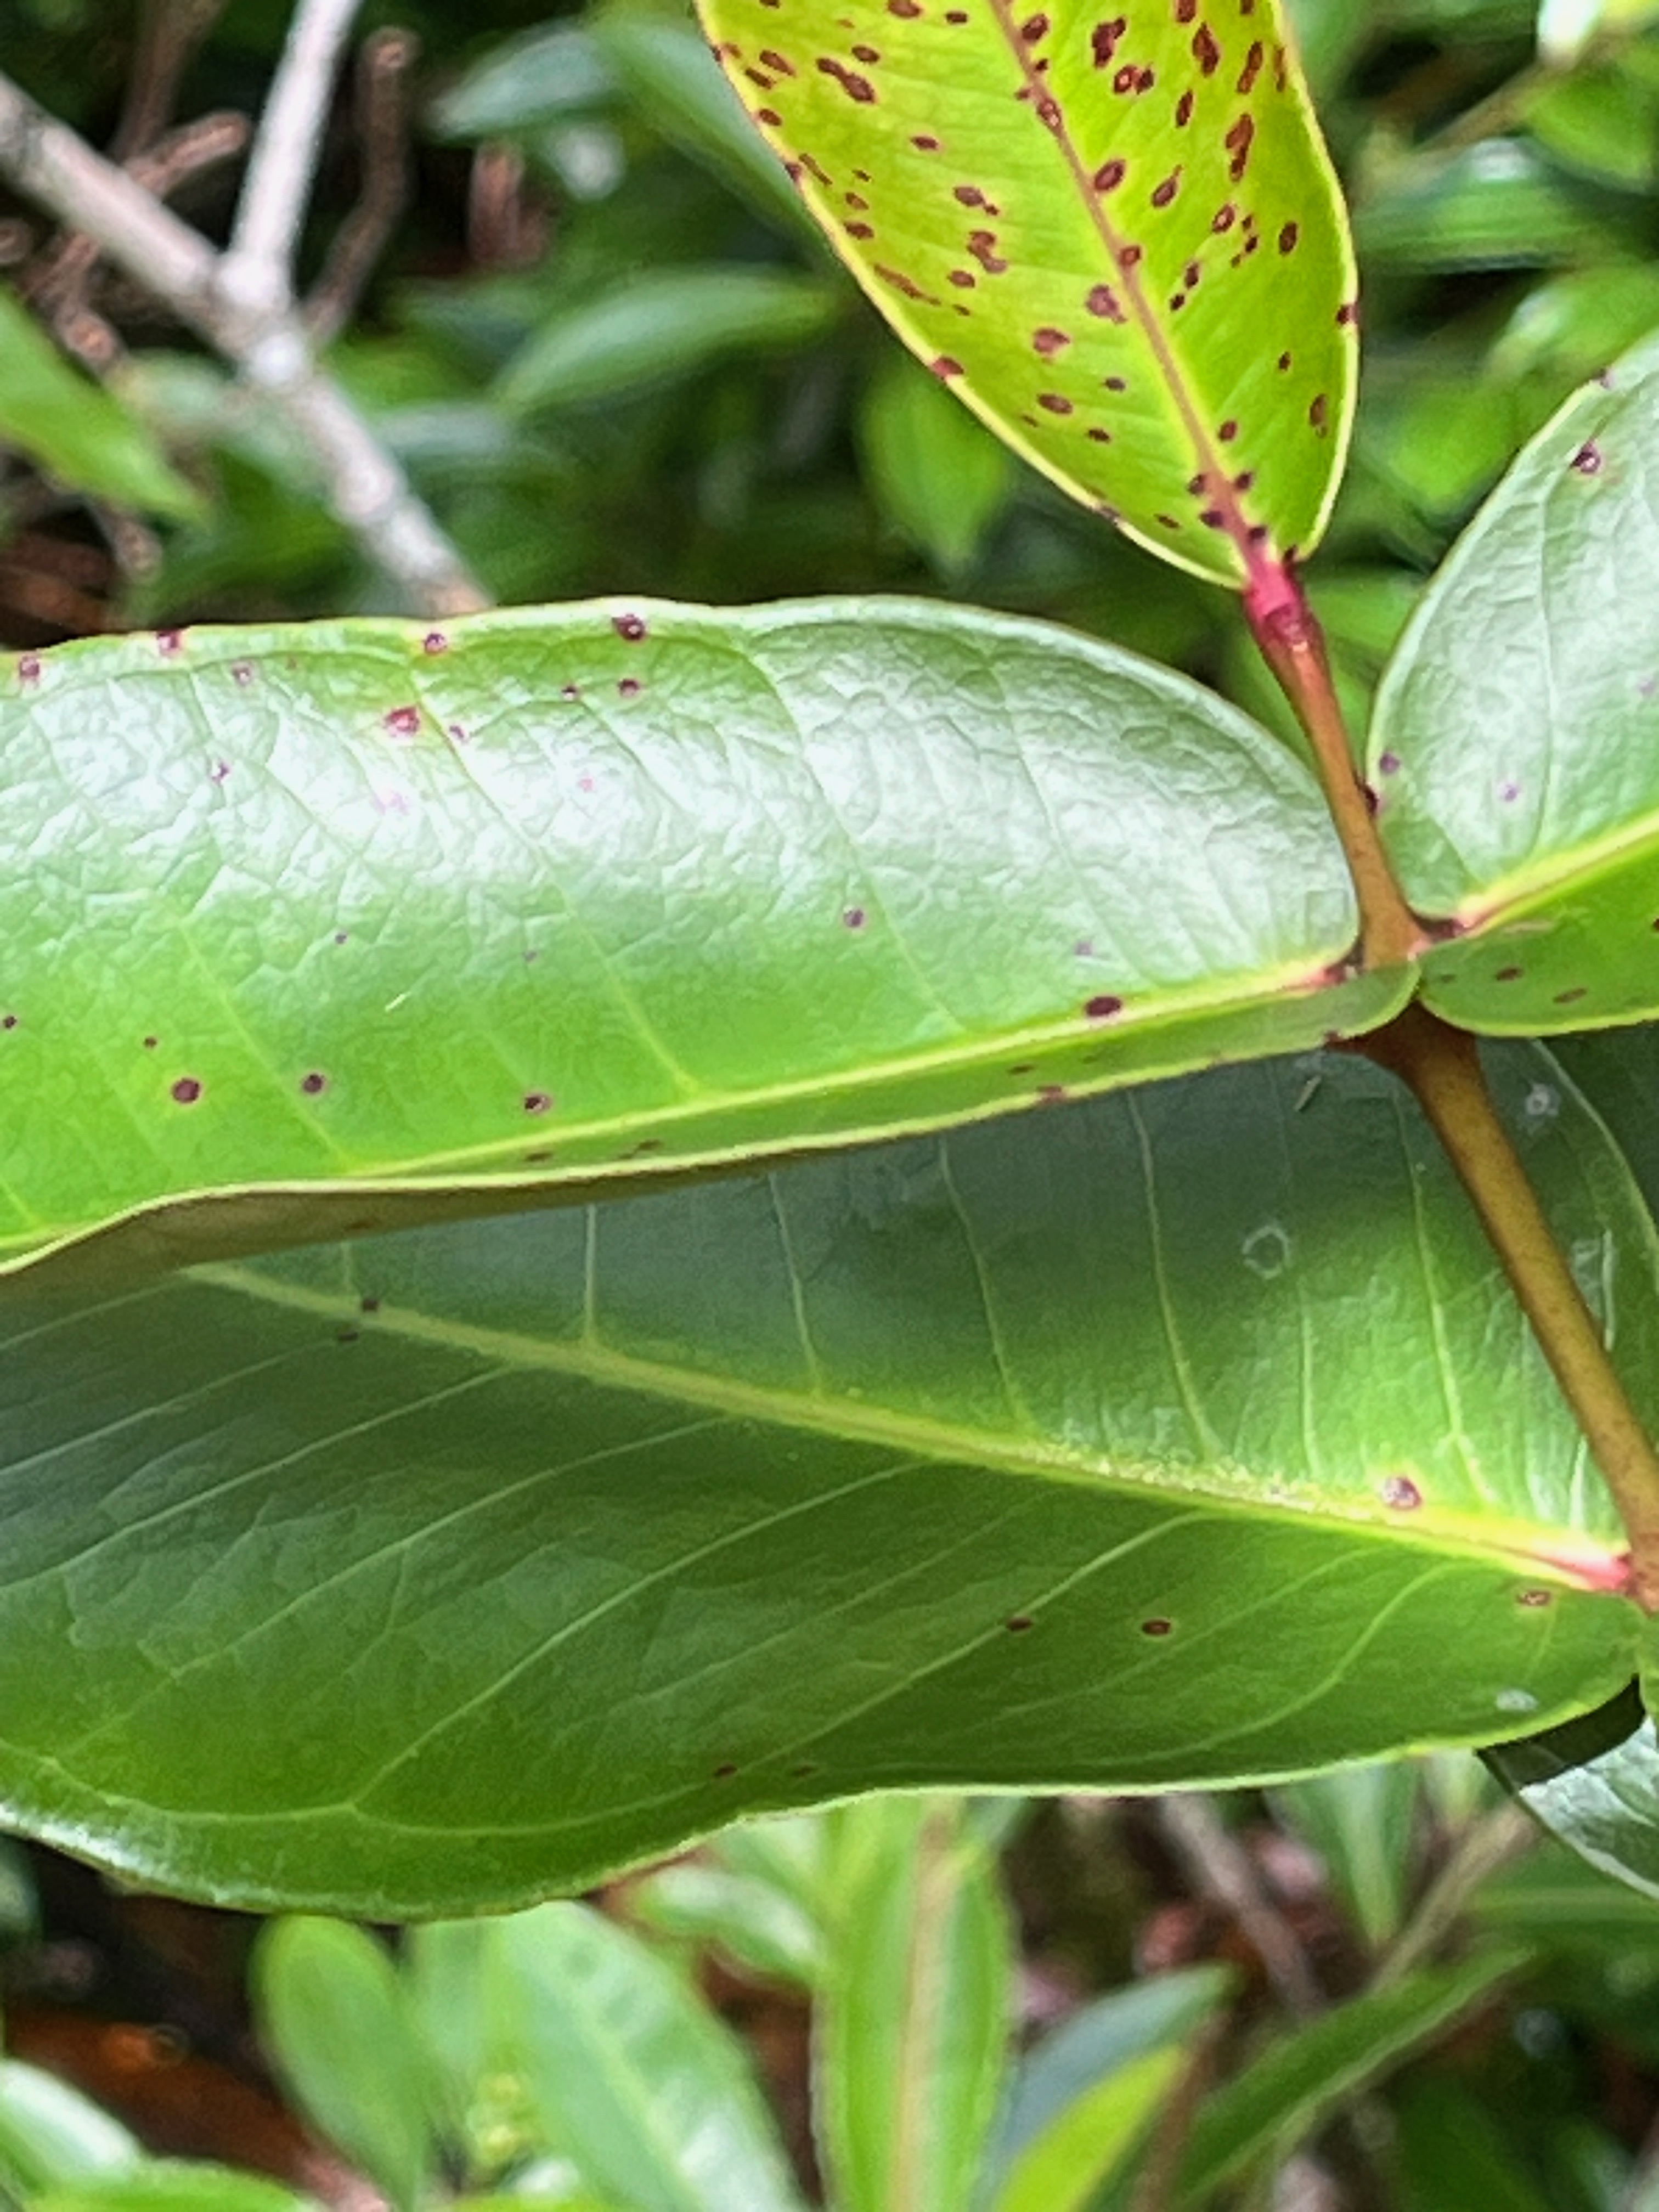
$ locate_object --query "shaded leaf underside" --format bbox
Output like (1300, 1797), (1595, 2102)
(0, 601), (1396, 1280)
(1371, 330), (1659, 1035)
(697, 0), (1356, 583)
(0, 1043), (1644, 1914)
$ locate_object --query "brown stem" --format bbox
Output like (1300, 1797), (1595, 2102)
(1245, 562), (1420, 973)
(1361, 1006), (1659, 1613)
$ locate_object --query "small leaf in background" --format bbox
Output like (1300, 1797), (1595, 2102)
(1537, 0), (1659, 66)
(1176, 1954), (1522, 2205)
(1483, 1680), (1659, 1900)
(695, 0), (1358, 585)
(630, 1814), (832, 1989)
(1370, 329), (1659, 1032)
(486, 1903), (805, 2212)
(982, 1968), (1231, 2212)
(405, 1920), (495, 2145)
(858, 351), (1013, 575)
(0, 291), (199, 521)
(0, 2064), (139, 2199)
(1392, 2078), (1559, 2212)
(495, 268), (840, 414)
(427, 23), (617, 137)
(253, 1919), (434, 2212)
(32, 2169), (314, 2212)
(1271, 1763), (1421, 1951)
(817, 1798), (1011, 2212)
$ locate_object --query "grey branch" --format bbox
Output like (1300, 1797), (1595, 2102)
(0, 60), (488, 618)
(222, 0), (364, 317)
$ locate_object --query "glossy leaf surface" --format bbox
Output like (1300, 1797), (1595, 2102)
(1482, 1682), (1659, 1900)
(695, 0), (1357, 584)
(0, 600), (1394, 1281)
(0, 1043), (1644, 1916)
(1372, 334), (1659, 1035)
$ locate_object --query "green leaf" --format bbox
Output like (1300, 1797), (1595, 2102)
(983, 1969), (1230, 2212)
(0, 600), (1396, 1283)
(694, 0), (1358, 585)
(1176, 1953), (1521, 2205)
(817, 1798), (1011, 2212)
(1352, 140), (1628, 273)
(253, 1920), (433, 2211)
(495, 269), (841, 414)
(33, 2168), (315, 2212)
(1392, 2079), (1558, 2212)
(1483, 1680), (1659, 1899)
(486, 1903), (804, 2212)
(858, 351), (1014, 575)
(630, 1816), (830, 1988)
(0, 291), (199, 520)
(427, 24), (616, 137)
(1371, 332), (1659, 1035)
(1269, 1762), (1421, 1949)
(404, 1920), (494, 2140)
(0, 1040), (1644, 1916)
(0, 2066), (139, 2199)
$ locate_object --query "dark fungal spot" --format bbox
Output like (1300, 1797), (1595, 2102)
(1175, 88), (1193, 125)
(967, 230), (1007, 272)
(1036, 1083), (1068, 1103)
(1085, 994), (1123, 1020)
(1554, 986), (1588, 1005)
(1277, 349), (1293, 371)
(384, 704), (420, 737)
(816, 55), (876, 99)
(843, 218), (873, 237)
(1218, 418), (1238, 442)
(1495, 965), (1523, 983)
(1211, 201), (1237, 231)
(1140, 1617), (1173, 1638)
(1336, 300), (1358, 326)
(618, 676), (641, 698)
(1237, 37), (1263, 91)
(713, 1762), (738, 1780)
(1093, 156), (1127, 193)
(360, 1296), (380, 1314)
(561, 682), (582, 700)
(949, 269), (975, 287)
(1103, 373), (1127, 390)
(156, 628), (183, 656)
(842, 906), (867, 929)
(1516, 1588), (1554, 1609)
(1038, 392), (1074, 413)
(1226, 112), (1255, 180)
(232, 661), (254, 686)
(1156, 511), (1181, 528)
(1086, 282), (1125, 320)
(1033, 325), (1070, 354)
(888, 0), (922, 15)
(1278, 221), (1299, 253)
(1020, 9), (1048, 36)
(1193, 22), (1220, 71)
(522, 1148), (554, 1164)
(760, 46), (795, 70)
(300, 1071), (328, 1095)
(16, 652), (41, 686)
(523, 1091), (554, 1114)
(613, 611), (648, 641)
(1091, 16), (1126, 65)
(929, 354), (964, 377)
(851, 41), (880, 59)
(757, 106), (782, 125)
(337, 1328), (360, 1345)
(171, 1076), (202, 1105)
(954, 182), (986, 205)
(1378, 750), (1401, 775)
(1151, 167), (1181, 206)
(1, 1015), (15, 1031)
(1005, 1614), (1034, 1632)
(1309, 393), (1329, 433)
(1087, 426), (1113, 441)
(1572, 441), (1603, 476)
(1381, 1474), (1421, 1510)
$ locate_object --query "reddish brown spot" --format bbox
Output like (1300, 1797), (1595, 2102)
(843, 906), (867, 929)
(1086, 282), (1125, 320)
(1093, 156), (1127, 193)
(1103, 374), (1127, 390)
(613, 612), (648, 641)
(954, 183), (986, 205)
(1336, 300), (1359, 326)
(1381, 1475), (1421, 1510)
(930, 355), (965, 377)
(1037, 392), (1074, 414)
(1211, 201), (1237, 232)
(1151, 167), (1182, 206)
(523, 1091), (554, 1114)
(1036, 1083), (1069, 1103)
(1174, 0), (1196, 16)
(1086, 426), (1113, 442)
(1277, 349), (1292, 371)
(1140, 1618), (1173, 1637)
(1572, 441), (1603, 476)
(1225, 111), (1255, 180)
(888, 0), (922, 15)
(759, 47), (795, 70)
(1006, 1615), (1035, 1632)
(1085, 994), (1123, 1020)
(817, 55), (876, 99)
(384, 704), (420, 737)
(1091, 15), (1126, 65)
(300, 1071), (328, 1095)
(1237, 37), (1263, 91)
(1554, 987), (1588, 1005)
(913, 131), (942, 148)
(618, 676), (641, 698)
(1118, 242), (1143, 268)
(1278, 221), (1299, 254)
(877, 264), (933, 298)
(949, 269), (976, 287)
(1020, 10), (1048, 36)
(1033, 326), (1070, 354)
(967, 230), (1007, 272)
(1193, 22), (1220, 71)
(16, 652), (41, 686)
(1175, 88), (1194, 125)
(1218, 418), (1238, 442)
(851, 41), (879, 59)
(1309, 393), (1328, 433)
(171, 1076), (202, 1105)
(843, 218), (873, 237)
(156, 628), (183, 656)
(756, 105), (782, 124)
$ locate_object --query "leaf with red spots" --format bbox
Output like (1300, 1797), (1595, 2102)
(0, 601), (1401, 1281)
(695, 0), (1357, 586)
(1370, 331), (1659, 1036)
(0, 1039), (1639, 1912)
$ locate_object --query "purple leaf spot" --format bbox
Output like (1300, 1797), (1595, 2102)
(1572, 441), (1603, 475)
(842, 905), (867, 929)
(156, 628), (183, 657)
(171, 1076), (202, 1104)
(1085, 994), (1123, 1021)
(384, 704), (420, 738)
(612, 612), (649, 641)
(422, 630), (448, 654)
(1381, 1475), (1422, 1510)
(17, 652), (41, 686)
(523, 1091), (554, 1114)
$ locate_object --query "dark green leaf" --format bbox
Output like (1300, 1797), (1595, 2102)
(695, 0), (1358, 585)
(1270, 1762), (1421, 1950)
(1372, 332), (1659, 1034)
(858, 352), (1013, 575)
(427, 24), (616, 138)
(0, 601), (1393, 1282)
(1483, 1680), (1659, 1899)
(34, 2169), (314, 2212)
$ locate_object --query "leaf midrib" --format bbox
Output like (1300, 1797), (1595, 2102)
(191, 1256), (1621, 1579)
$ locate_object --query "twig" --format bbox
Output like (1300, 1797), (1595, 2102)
(0, 62), (487, 616)
(221, 0), (365, 317)
(111, 0), (228, 163)
(1156, 1793), (1325, 2019)
(1370, 1802), (1535, 1991)
(306, 27), (419, 346)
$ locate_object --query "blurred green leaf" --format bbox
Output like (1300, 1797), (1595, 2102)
(1177, 1954), (1521, 2205)
(496, 268), (840, 413)
(983, 1970), (1231, 2212)
(630, 1859), (825, 1990)
(1524, 59), (1659, 188)
(255, 1919), (434, 2212)
(858, 353), (1013, 577)
(1354, 140), (1627, 269)
(405, 1920), (495, 2143)
(33, 2168), (315, 2212)
(428, 24), (616, 138)
(1491, 264), (1659, 384)
(1538, 0), (1659, 65)
(487, 1903), (804, 2212)
(0, 2064), (139, 2199)
(818, 1798), (1011, 2212)
(1394, 2078), (1558, 2212)
(1271, 1764), (1421, 1950)
(0, 291), (198, 520)
(1473, 1839), (1659, 1948)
